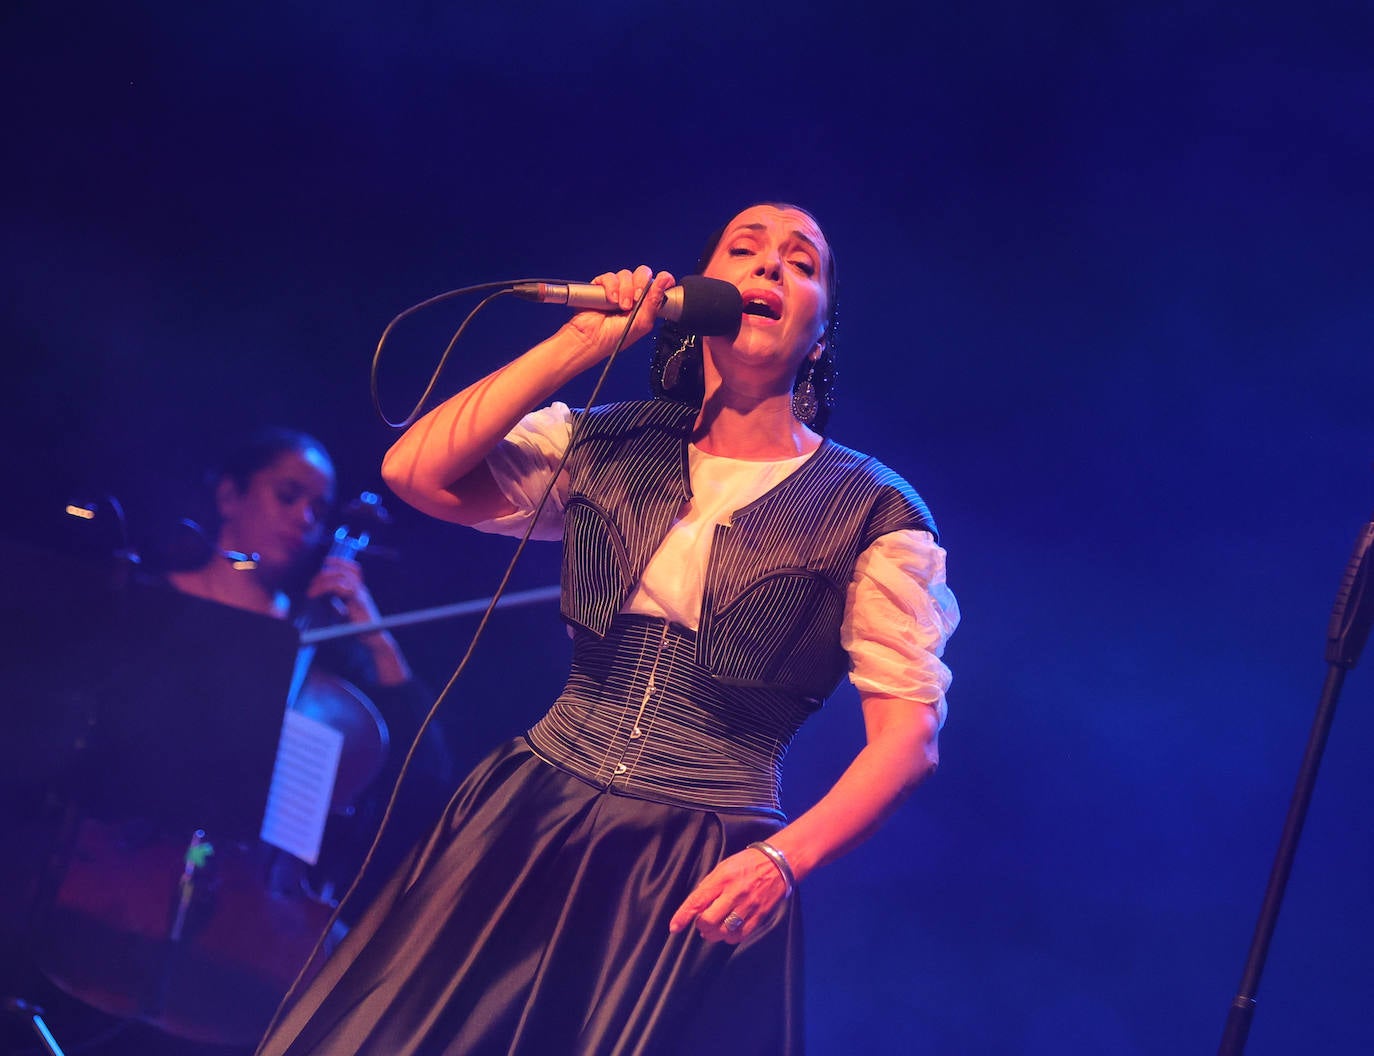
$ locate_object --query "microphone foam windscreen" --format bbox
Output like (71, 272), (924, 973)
(677, 275), (743, 337)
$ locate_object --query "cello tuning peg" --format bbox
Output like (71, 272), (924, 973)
(342, 491), (392, 528)
(63, 493), (141, 564)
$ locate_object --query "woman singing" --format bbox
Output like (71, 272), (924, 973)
(258, 202), (959, 1055)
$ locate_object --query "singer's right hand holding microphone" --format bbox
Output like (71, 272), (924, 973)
(562, 265), (677, 360)
(382, 264), (679, 527)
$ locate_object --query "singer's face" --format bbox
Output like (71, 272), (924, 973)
(217, 447), (334, 575)
(701, 205), (831, 378)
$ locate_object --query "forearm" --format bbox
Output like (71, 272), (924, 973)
(765, 697), (940, 883)
(380, 325), (602, 523)
(667, 695), (940, 943)
(381, 268), (673, 524)
(360, 629), (412, 687)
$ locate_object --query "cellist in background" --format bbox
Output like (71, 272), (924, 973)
(24, 426), (452, 1056)
(164, 425), (453, 902)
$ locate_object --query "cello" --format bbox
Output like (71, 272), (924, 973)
(34, 493), (397, 1047)
(286, 491), (393, 824)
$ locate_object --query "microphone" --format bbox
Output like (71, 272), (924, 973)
(512, 274), (742, 336)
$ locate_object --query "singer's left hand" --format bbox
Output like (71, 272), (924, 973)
(668, 846), (790, 946)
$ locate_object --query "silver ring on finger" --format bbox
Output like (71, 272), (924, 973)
(723, 912), (745, 933)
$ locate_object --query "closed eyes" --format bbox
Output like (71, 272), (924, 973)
(728, 245), (817, 275)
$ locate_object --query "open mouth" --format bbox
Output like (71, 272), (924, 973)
(742, 297), (781, 320)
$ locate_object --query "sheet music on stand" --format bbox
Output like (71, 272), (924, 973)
(259, 709), (343, 865)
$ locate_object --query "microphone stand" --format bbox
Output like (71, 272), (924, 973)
(1217, 507), (1374, 1054)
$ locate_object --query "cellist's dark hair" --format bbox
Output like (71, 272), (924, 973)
(650, 202), (840, 433)
(215, 426), (335, 495)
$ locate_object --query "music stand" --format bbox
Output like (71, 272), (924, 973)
(2, 538), (305, 1047)
(1, 538), (299, 843)
(85, 581), (299, 840)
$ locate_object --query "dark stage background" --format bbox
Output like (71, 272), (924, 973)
(3, 2), (1372, 1054)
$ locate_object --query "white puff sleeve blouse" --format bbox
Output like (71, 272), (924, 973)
(472, 403), (959, 727)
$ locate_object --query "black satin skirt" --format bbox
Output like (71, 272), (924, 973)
(257, 737), (803, 1056)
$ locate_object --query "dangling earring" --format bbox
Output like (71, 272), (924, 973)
(662, 334), (693, 391)
(792, 358), (819, 426)
(651, 332), (699, 400)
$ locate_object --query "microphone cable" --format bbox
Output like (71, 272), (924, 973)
(370, 278), (567, 429)
(253, 278), (656, 1054)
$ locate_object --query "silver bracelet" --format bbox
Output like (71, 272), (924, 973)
(748, 840), (796, 898)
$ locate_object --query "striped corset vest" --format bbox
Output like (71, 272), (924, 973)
(527, 614), (816, 818)
(557, 400), (938, 702)
(525, 400), (940, 816)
